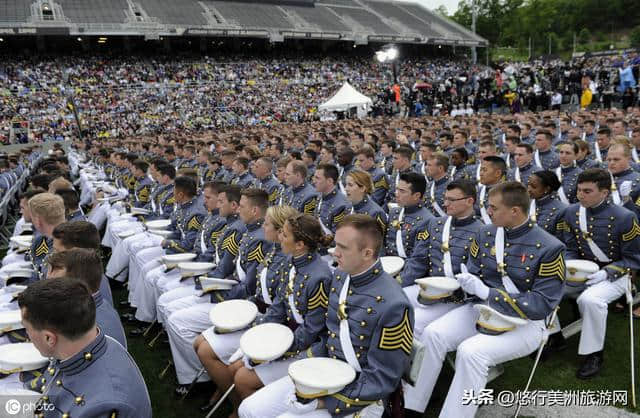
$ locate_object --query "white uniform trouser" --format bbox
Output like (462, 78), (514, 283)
(410, 303), (544, 417)
(1, 252), (26, 267)
(130, 249), (165, 308)
(104, 232), (151, 282)
(239, 376), (384, 418)
(166, 298), (214, 384)
(134, 265), (190, 322)
(402, 285), (459, 340)
(202, 327), (244, 365)
(104, 218), (142, 249)
(157, 288), (199, 325)
(576, 276), (629, 355)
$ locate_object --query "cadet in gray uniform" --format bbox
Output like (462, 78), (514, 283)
(385, 172), (433, 258)
(385, 145), (415, 209)
(607, 143), (640, 218)
(19, 279), (151, 417)
(313, 164), (352, 234)
(231, 157), (257, 189)
(238, 214), (414, 418)
(129, 159), (153, 208)
(252, 157), (282, 206)
(415, 182), (565, 417)
(281, 160), (319, 215)
(556, 169), (640, 378)
(233, 214), (334, 411)
(402, 180), (484, 413)
(356, 147), (389, 206)
(527, 171), (568, 240)
(555, 142), (582, 204)
(533, 129), (560, 170)
(47, 249), (126, 349)
(508, 143), (540, 186)
(423, 153), (450, 217)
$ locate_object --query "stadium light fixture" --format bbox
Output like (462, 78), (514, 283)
(0, 38), (4, 42)
(76, 37), (82, 42)
(375, 44), (399, 63)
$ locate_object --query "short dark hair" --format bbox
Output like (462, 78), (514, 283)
(29, 173), (52, 190)
(156, 163), (176, 179)
(19, 187), (45, 201)
(18, 278), (96, 341)
(132, 159), (149, 173)
(54, 188), (80, 212)
(336, 214), (383, 255)
(489, 181), (530, 213)
(399, 172), (427, 197)
(47, 249), (103, 293)
(446, 179), (476, 201)
(317, 164), (339, 184)
(452, 147), (469, 160)
(394, 145), (414, 161)
(483, 156), (507, 176)
(221, 184), (242, 203)
(52, 221), (100, 250)
(234, 157), (250, 170)
(516, 143), (534, 154)
(240, 188), (269, 213)
(577, 168), (611, 191)
(174, 176), (197, 198)
(203, 181), (226, 194)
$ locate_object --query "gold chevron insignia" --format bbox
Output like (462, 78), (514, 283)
(303, 198), (317, 214)
(622, 219), (640, 242)
(556, 220), (570, 232)
(165, 196), (176, 205)
(635, 195), (640, 207)
(268, 189), (279, 203)
(416, 229), (429, 241)
(374, 177), (389, 190)
(376, 215), (387, 233)
(538, 253), (565, 281)
(35, 239), (49, 257)
(470, 238), (479, 258)
(187, 215), (202, 231)
(333, 209), (346, 225)
(221, 231), (240, 256)
(307, 282), (328, 310)
(138, 187), (149, 202)
(247, 243), (265, 263)
(378, 309), (413, 355)
(210, 226), (226, 245)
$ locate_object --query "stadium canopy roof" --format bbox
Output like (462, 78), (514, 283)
(0, 0), (488, 46)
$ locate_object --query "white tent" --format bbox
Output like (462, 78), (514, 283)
(318, 82), (372, 119)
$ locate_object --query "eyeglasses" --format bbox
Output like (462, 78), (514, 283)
(443, 196), (468, 202)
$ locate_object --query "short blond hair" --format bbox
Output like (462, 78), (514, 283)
(29, 193), (65, 225)
(48, 177), (72, 193)
(266, 205), (298, 231)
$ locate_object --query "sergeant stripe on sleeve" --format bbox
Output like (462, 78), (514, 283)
(187, 215), (202, 231)
(378, 309), (413, 355)
(470, 238), (479, 258)
(307, 282), (328, 311)
(622, 219), (640, 242)
(538, 253), (565, 281)
(247, 242), (265, 263)
(303, 197), (318, 214)
(221, 231), (240, 256)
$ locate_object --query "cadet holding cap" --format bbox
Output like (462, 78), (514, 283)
(232, 214), (333, 413)
(238, 214), (414, 418)
(17, 279), (151, 417)
(414, 182), (565, 418)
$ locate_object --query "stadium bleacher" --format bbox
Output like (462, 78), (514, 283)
(0, 0), (31, 22)
(140, 0), (207, 26)
(56, 0), (128, 24)
(0, 0), (487, 46)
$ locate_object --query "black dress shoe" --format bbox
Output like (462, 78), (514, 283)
(537, 332), (568, 361)
(119, 300), (131, 307)
(576, 352), (603, 379)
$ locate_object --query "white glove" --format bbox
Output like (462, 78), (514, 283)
(586, 270), (608, 286)
(284, 385), (319, 414)
(620, 181), (632, 198)
(456, 272), (490, 300)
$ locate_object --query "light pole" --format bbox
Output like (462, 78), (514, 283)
(375, 44), (400, 84)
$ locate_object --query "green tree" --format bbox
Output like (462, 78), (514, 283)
(631, 26), (640, 48)
(434, 5), (449, 17)
(578, 28), (591, 45)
